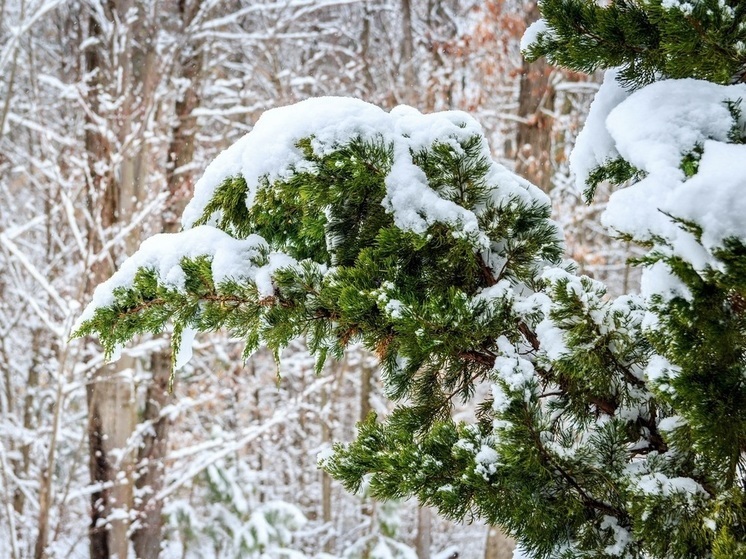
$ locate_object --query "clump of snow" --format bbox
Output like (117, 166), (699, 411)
(658, 415), (684, 433)
(491, 383), (511, 414)
(493, 335), (536, 395)
(520, 18), (549, 52)
(512, 546), (533, 559)
(474, 444), (500, 480)
(600, 515), (631, 557)
(384, 299), (405, 319)
(472, 280), (514, 325)
(606, 80), (739, 178)
(382, 145), (485, 245)
(635, 472), (708, 502)
(661, 0), (694, 14)
(473, 280), (513, 304)
(569, 68), (629, 190)
(76, 226), (296, 329)
(576, 77), (746, 298)
(316, 444), (334, 463)
(639, 261), (692, 302)
(182, 97), (548, 255)
(453, 438), (476, 454)
(644, 355), (681, 395)
(669, 141), (746, 249)
(530, 268), (581, 360)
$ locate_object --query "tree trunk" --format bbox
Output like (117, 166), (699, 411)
(164, 0), (204, 231)
(85, 5), (137, 558)
(321, 379), (334, 554)
(130, 4), (204, 556)
(415, 506), (432, 559)
(484, 526), (516, 559)
(87, 362), (137, 559)
(131, 352), (171, 559)
(514, 1), (556, 192)
(360, 362), (373, 422)
(400, 0), (416, 91)
(359, 2), (376, 96)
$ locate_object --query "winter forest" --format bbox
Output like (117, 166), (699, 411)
(4, 0), (746, 558)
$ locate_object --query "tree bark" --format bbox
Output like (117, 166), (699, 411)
(514, 0), (556, 192)
(84, 4), (138, 558)
(130, 4), (204, 557)
(132, 352), (171, 559)
(321, 374), (334, 553)
(87, 363), (136, 559)
(164, 0), (204, 231)
(415, 506), (432, 559)
(484, 525), (516, 559)
(400, 0), (416, 91)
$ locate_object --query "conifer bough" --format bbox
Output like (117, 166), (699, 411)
(76, 1), (746, 556)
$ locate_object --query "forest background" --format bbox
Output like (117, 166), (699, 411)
(0, 0), (635, 558)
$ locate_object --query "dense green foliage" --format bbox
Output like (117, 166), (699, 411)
(524, 0), (746, 88)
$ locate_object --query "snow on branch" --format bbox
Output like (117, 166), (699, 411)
(182, 96), (548, 240)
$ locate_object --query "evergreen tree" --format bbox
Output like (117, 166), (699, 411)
(75, 2), (746, 556)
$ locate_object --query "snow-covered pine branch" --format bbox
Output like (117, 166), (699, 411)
(73, 90), (713, 557)
(74, 96), (563, 376)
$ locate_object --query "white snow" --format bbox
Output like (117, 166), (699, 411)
(384, 299), (405, 319)
(660, 0), (694, 14)
(520, 18), (549, 52)
(658, 415), (684, 433)
(512, 546), (533, 559)
(182, 96), (548, 254)
(315, 445), (335, 468)
(639, 261), (692, 302)
(173, 326), (197, 370)
(574, 77), (746, 298)
(600, 515), (631, 557)
(493, 335), (536, 393)
(644, 355), (681, 394)
(474, 444), (500, 480)
(569, 68), (629, 191)
(670, 141), (746, 249)
(182, 98), (390, 228)
(606, 80), (739, 178)
(635, 473), (708, 502)
(602, 78), (746, 245)
(76, 226), (297, 329)
(491, 383), (511, 413)
(473, 280), (514, 325)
